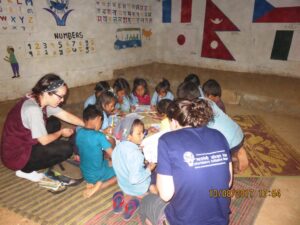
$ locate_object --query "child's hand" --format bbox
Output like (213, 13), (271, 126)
(103, 126), (113, 135)
(147, 162), (157, 171)
(150, 105), (156, 111)
(148, 126), (159, 134)
(130, 105), (136, 112)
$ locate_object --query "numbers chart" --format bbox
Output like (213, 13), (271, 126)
(25, 39), (95, 58)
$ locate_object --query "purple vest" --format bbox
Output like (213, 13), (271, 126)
(1, 98), (39, 170)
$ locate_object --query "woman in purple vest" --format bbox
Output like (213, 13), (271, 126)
(1, 74), (84, 182)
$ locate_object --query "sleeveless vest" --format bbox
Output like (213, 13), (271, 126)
(1, 98), (39, 170)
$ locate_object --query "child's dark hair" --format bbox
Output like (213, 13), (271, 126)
(155, 78), (171, 94)
(157, 99), (173, 115)
(113, 78), (131, 97)
(83, 105), (103, 121)
(184, 73), (200, 86)
(203, 79), (222, 97)
(167, 99), (213, 127)
(132, 78), (149, 96)
(129, 119), (144, 135)
(177, 81), (200, 100)
(96, 90), (116, 111)
(94, 81), (110, 96)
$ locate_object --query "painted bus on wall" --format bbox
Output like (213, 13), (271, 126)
(114, 28), (142, 50)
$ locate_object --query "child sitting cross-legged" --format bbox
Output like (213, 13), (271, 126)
(75, 105), (117, 198)
(112, 117), (157, 221)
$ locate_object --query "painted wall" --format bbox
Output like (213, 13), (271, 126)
(0, 0), (155, 101)
(156, 0), (300, 77)
(1, 0), (300, 101)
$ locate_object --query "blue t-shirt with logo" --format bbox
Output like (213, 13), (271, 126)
(76, 128), (115, 184)
(157, 126), (231, 225)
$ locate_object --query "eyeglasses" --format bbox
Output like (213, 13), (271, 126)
(53, 92), (64, 100)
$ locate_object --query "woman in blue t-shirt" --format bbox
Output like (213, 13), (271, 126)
(139, 99), (232, 225)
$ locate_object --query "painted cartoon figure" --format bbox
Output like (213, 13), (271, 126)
(44, 0), (73, 26)
(4, 46), (20, 79)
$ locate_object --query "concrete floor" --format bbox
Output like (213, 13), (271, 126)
(0, 67), (300, 224)
(227, 105), (300, 225)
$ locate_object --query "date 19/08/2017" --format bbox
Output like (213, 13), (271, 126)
(209, 189), (281, 198)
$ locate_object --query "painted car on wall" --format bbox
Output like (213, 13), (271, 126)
(114, 28), (142, 50)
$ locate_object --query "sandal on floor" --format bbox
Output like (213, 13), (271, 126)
(112, 191), (124, 214)
(122, 198), (140, 221)
(38, 177), (67, 194)
(44, 169), (83, 186)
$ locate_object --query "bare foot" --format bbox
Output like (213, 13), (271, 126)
(237, 147), (249, 172)
(83, 182), (102, 198)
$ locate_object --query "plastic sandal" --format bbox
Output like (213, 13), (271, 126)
(112, 191), (124, 214)
(122, 198), (140, 221)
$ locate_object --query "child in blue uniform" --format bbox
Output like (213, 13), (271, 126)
(203, 79), (226, 113)
(113, 78), (132, 113)
(76, 105), (116, 198)
(151, 79), (174, 108)
(177, 81), (248, 172)
(84, 81), (110, 109)
(112, 117), (156, 221)
(184, 73), (204, 97)
(95, 90), (116, 134)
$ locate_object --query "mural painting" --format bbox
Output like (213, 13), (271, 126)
(96, 0), (152, 24)
(25, 32), (95, 58)
(43, 0), (74, 26)
(253, 0), (300, 23)
(181, 0), (192, 23)
(114, 28), (142, 50)
(142, 28), (152, 40)
(3, 46), (20, 79)
(201, 0), (239, 60)
(252, 0), (300, 61)
(0, 0), (35, 32)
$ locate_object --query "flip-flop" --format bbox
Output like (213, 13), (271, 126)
(112, 191), (124, 214)
(122, 198), (140, 221)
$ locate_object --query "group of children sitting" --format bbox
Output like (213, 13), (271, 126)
(74, 74), (249, 221)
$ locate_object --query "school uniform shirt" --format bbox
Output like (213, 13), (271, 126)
(157, 127), (231, 225)
(115, 96), (131, 112)
(112, 141), (151, 196)
(150, 91), (174, 106)
(202, 97), (243, 149)
(84, 94), (96, 109)
(101, 111), (109, 130)
(215, 98), (226, 113)
(199, 86), (205, 97)
(76, 128), (115, 184)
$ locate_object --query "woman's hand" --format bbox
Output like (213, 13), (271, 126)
(61, 128), (74, 138)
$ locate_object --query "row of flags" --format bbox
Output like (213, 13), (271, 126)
(162, 0), (300, 61)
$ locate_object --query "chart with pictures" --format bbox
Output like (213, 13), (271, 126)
(0, 0), (35, 32)
(25, 39), (95, 58)
(95, 0), (152, 24)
